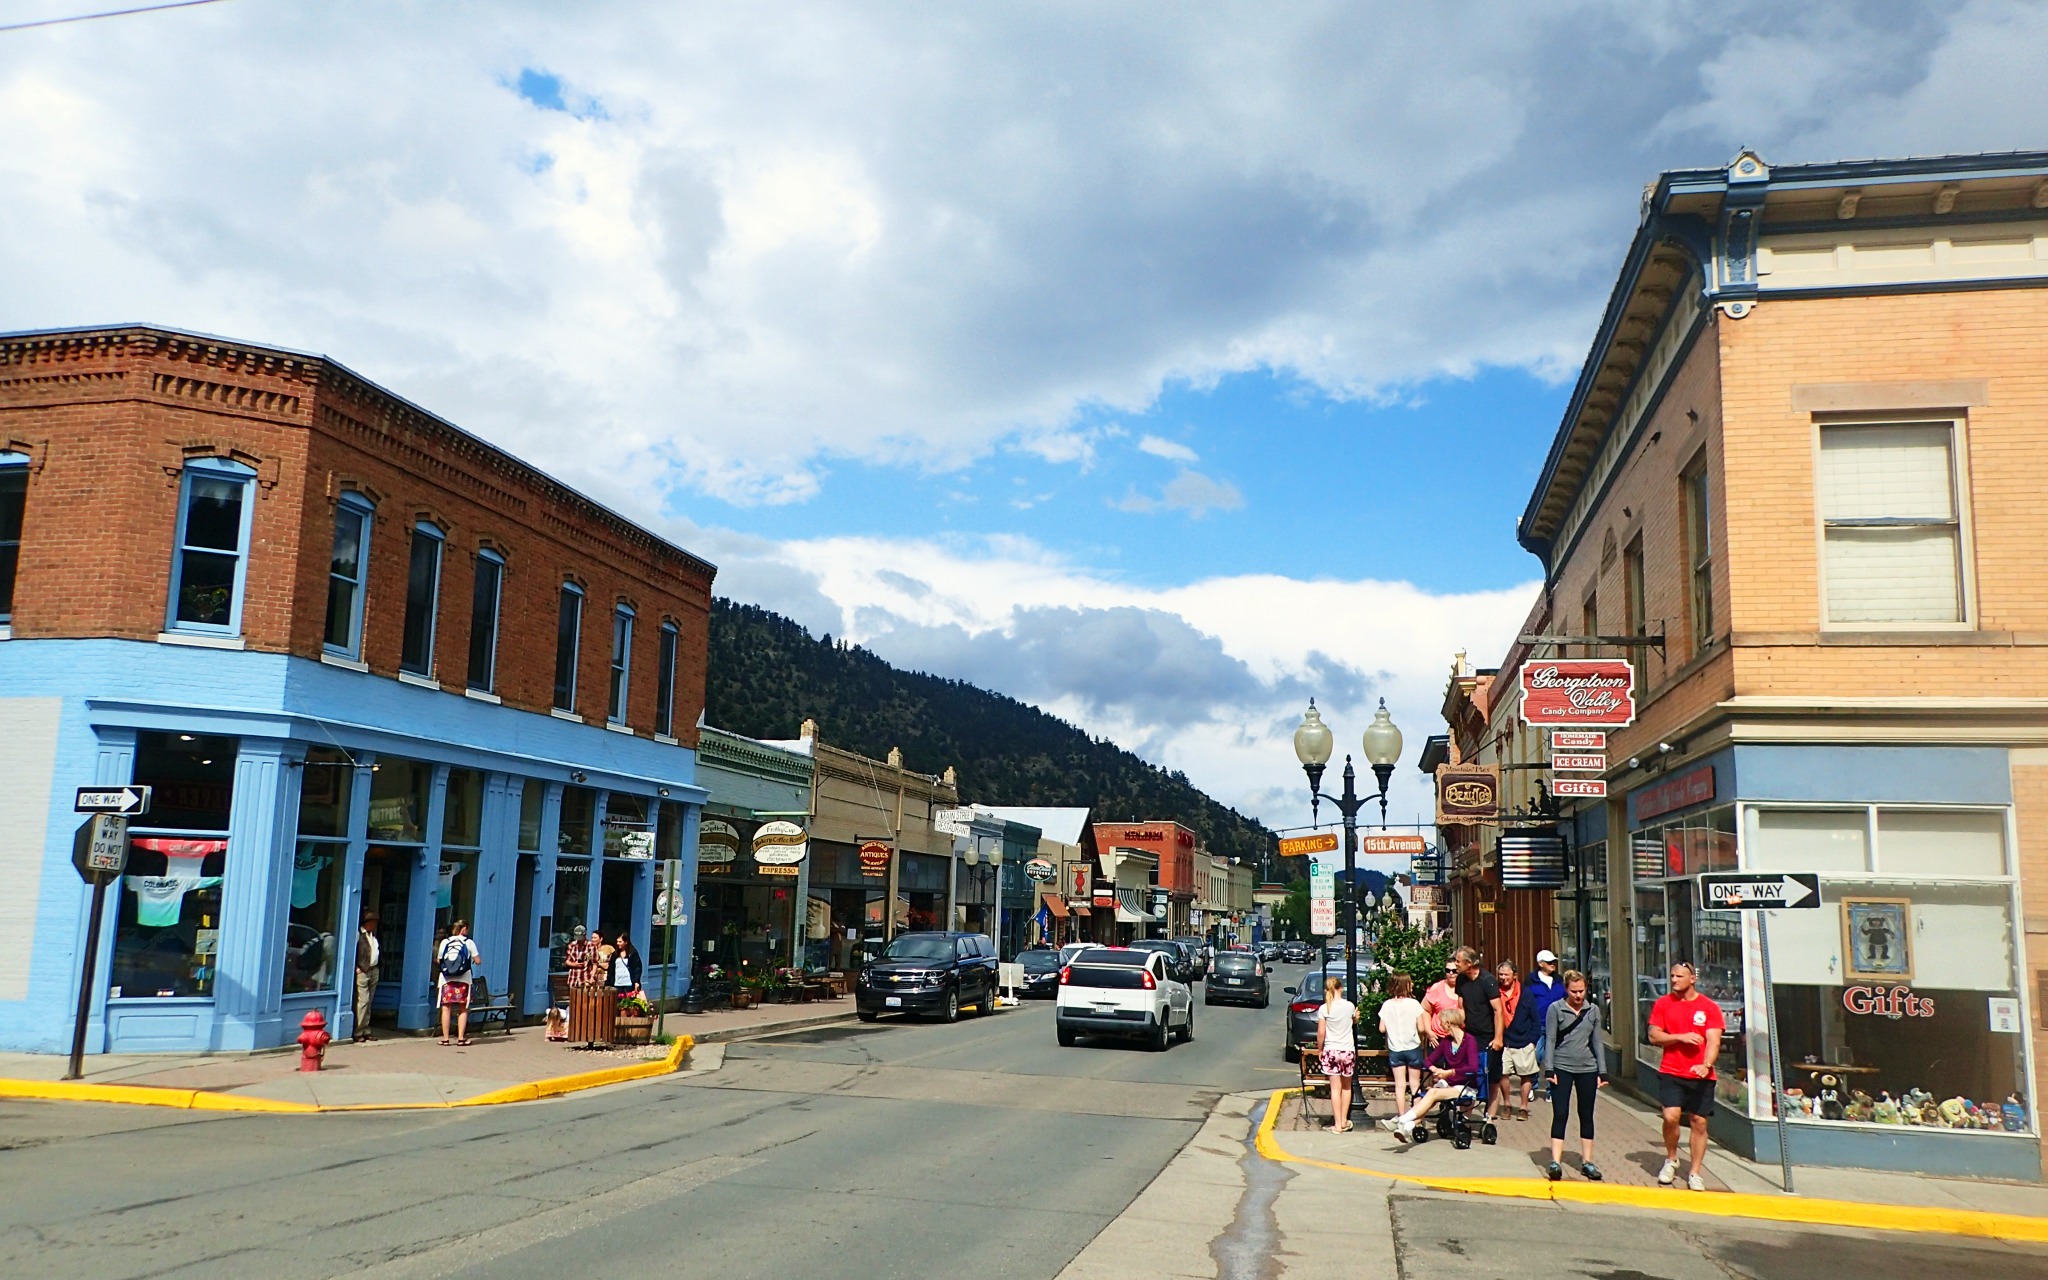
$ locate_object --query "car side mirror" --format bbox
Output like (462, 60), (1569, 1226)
(1283, 986), (1297, 996)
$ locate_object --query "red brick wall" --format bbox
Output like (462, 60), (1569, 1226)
(0, 328), (713, 747)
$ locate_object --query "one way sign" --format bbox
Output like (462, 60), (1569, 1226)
(1698, 872), (1820, 910)
(76, 786), (152, 816)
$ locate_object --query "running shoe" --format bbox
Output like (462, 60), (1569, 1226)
(1688, 1173), (1706, 1192)
(1546, 1161), (1561, 1182)
(1581, 1162), (1604, 1181)
(1657, 1158), (1679, 1185)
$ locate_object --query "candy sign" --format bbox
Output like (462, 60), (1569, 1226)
(1519, 660), (1637, 727)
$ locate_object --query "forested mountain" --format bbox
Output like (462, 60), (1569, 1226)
(705, 599), (1275, 866)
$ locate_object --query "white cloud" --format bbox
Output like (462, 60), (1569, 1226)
(700, 526), (1537, 829)
(1138, 434), (1200, 463)
(1114, 470), (1245, 518)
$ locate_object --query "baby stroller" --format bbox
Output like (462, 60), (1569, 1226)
(1409, 1052), (1499, 1150)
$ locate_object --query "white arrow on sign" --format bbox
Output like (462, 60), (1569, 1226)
(1700, 874), (1818, 909)
(76, 786), (151, 815)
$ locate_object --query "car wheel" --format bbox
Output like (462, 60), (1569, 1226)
(1057, 1025), (1076, 1047)
(857, 1009), (877, 1023)
(1180, 1007), (1194, 1043)
(1152, 1016), (1171, 1052)
(943, 990), (960, 1023)
(1203, 994), (1213, 1007)
(1284, 1042), (1299, 1063)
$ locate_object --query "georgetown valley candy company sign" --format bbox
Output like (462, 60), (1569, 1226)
(1518, 660), (1637, 727)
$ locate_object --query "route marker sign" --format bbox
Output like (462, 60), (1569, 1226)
(1698, 872), (1820, 910)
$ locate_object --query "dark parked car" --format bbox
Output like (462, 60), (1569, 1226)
(1172, 936), (1212, 978)
(1281, 941), (1313, 964)
(855, 931), (999, 1023)
(1017, 948), (1063, 998)
(1203, 951), (1269, 1008)
(1125, 937), (1197, 983)
(1282, 967), (1373, 1062)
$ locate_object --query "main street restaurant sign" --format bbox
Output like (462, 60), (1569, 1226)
(1435, 765), (1500, 826)
(1518, 660), (1636, 728)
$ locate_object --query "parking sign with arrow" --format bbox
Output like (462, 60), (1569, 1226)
(1697, 872), (1820, 910)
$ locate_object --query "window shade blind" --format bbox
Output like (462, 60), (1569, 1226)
(1819, 422), (1962, 623)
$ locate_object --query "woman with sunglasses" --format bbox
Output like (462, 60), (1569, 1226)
(1421, 959), (1462, 1046)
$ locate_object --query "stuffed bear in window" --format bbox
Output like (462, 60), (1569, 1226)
(1816, 1074), (1845, 1121)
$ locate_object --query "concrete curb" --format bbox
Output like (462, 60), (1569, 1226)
(0, 1035), (695, 1114)
(1254, 1088), (2048, 1245)
(682, 1009), (860, 1045)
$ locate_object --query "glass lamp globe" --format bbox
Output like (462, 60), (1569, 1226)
(989, 844), (1004, 866)
(1361, 698), (1403, 767)
(1293, 700), (1334, 767)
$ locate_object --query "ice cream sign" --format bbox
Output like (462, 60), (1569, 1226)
(1518, 660), (1637, 727)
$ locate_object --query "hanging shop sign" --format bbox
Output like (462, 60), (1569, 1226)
(1149, 888), (1169, 920)
(752, 820), (809, 866)
(1278, 832), (1338, 858)
(1550, 731), (1606, 751)
(1632, 764), (1715, 821)
(1552, 778), (1607, 798)
(858, 840), (892, 878)
(1498, 832), (1568, 890)
(1069, 863), (1092, 900)
(1408, 885), (1442, 911)
(699, 819), (741, 865)
(933, 807), (976, 837)
(1550, 753), (1606, 773)
(1360, 834), (1426, 855)
(1409, 847), (1444, 886)
(1024, 857), (1055, 883)
(1435, 765), (1500, 825)
(1518, 660), (1637, 727)
(614, 831), (655, 859)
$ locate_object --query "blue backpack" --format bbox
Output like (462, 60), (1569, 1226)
(438, 938), (473, 979)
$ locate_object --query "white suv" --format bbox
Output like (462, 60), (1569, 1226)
(1055, 947), (1193, 1051)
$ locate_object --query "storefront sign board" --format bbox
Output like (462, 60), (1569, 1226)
(752, 820), (809, 865)
(1024, 857), (1055, 883)
(1408, 885), (1441, 911)
(1360, 834), (1426, 855)
(699, 819), (741, 863)
(1409, 848), (1443, 885)
(1634, 765), (1715, 821)
(1518, 660), (1637, 727)
(1552, 779), (1606, 798)
(1278, 832), (1338, 858)
(1435, 766), (1500, 825)
(1550, 731), (1606, 751)
(757, 865), (800, 877)
(933, 807), (975, 837)
(1550, 753), (1606, 772)
(858, 841), (892, 878)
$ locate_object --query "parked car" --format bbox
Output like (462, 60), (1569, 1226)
(1172, 936), (1211, 979)
(1281, 967), (1373, 1061)
(1126, 937), (1197, 983)
(1281, 941), (1313, 964)
(1017, 948), (1063, 998)
(855, 931), (999, 1023)
(1055, 946), (1193, 1050)
(1203, 951), (1269, 1008)
(1058, 941), (1094, 968)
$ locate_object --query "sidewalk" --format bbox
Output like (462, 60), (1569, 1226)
(0, 999), (845, 1111)
(1265, 1085), (2048, 1238)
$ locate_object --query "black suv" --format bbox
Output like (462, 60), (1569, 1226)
(855, 931), (999, 1023)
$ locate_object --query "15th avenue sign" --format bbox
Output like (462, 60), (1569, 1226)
(1519, 660), (1637, 727)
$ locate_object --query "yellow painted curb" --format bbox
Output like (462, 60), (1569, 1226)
(0, 1035), (694, 1115)
(1255, 1089), (2048, 1244)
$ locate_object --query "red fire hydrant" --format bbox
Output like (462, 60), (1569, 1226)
(297, 1009), (331, 1072)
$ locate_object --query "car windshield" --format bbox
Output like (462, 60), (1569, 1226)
(1020, 951), (1060, 971)
(1074, 948), (1145, 966)
(881, 936), (953, 961)
(1214, 955), (1256, 972)
(1298, 971), (1369, 1002)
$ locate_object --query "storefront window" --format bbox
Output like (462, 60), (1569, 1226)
(113, 734), (238, 999)
(283, 838), (344, 994)
(558, 785), (595, 855)
(363, 845), (414, 988)
(550, 859), (590, 973)
(442, 768), (484, 848)
(297, 747), (354, 837)
(1579, 840), (1613, 1038)
(367, 756), (431, 842)
(602, 791), (651, 857)
(435, 850), (479, 940)
(651, 803), (686, 966)
(1745, 805), (2029, 1135)
(518, 780), (544, 852)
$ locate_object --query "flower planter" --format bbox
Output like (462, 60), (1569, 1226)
(613, 1015), (654, 1045)
(731, 989), (761, 1010)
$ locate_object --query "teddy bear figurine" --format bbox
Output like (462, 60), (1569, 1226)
(1816, 1074), (1845, 1121)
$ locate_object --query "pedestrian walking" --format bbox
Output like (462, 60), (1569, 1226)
(435, 920), (482, 1046)
(609, 931), (644, 994)
(1543, 970), (1607, 1181)
(1647, 961), (1725, 1191)
(1377, 973), (1426, 1117)
(1379, 1007), (1479, 1141)
(1452, 947), (1506, 1121)
(1421, 959), (1461, 1043)
(1525, 949), (1567, 1097)
(1498, 960), (1541, 1119)
(353, 913), (380, 1042)
(1316, 975), (1359, 1132)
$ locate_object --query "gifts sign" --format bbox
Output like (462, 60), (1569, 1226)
(1518, 660), (1637, 727)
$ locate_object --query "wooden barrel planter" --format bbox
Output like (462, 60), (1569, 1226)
(614, 1015), (654, 1045)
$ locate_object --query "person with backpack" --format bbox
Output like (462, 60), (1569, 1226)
(436, 920), (482, 1046)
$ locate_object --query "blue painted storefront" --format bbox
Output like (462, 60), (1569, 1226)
(0, 638), (706, 1056)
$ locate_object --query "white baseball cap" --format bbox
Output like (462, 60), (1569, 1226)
(1536, 949), (1558, 963)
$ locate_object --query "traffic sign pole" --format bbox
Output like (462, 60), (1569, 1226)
(1758, 912), (1794, 1195)
(66, 871), (112, 1082)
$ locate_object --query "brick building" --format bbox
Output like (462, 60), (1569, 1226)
(1091, 820), (1200, 938)
(0, 325), (714, 1054)
(1486, 152), (2048, 1179)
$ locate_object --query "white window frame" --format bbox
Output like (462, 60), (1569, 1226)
(466, 548), (505, 694)
(166, 456), (257, 637)
(1812, 414), (1976, 631)
(0, 449), (28, 628)
(322, 492), (374, 660)
(653, 620), (680, 739)
(398, 522), (445, 677)
(608, 604), (635, 726)
(554, 583), (584, 712)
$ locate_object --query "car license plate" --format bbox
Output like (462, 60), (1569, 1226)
(1226, 977), (1242, 984)
(885, 996), (902, 1007)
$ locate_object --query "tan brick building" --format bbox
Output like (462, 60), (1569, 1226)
(1487, 152), (2048, 1179)
(0, 326), (715, 1054)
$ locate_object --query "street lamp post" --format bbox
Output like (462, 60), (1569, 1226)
(1292, 698), (1404, 1002)
(962, 838), (1006, 963)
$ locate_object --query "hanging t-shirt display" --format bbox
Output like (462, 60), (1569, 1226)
(291, 848), (331, 909)
(437, 862), (457, 910)
(124, 874), (225, 927)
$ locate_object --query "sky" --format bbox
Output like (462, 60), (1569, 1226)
(6, 0), (2047, 833)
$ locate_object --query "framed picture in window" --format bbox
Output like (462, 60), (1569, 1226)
(1841, 898), (1912, 982)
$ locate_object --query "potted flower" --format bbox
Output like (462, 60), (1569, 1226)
(768, 966), (804, 1003)
(732, 972), (768, 1010)
(613, 991), (655, 1044)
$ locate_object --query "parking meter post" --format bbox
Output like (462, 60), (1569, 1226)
(66, 871), (111, 1081)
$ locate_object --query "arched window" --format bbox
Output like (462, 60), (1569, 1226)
(167, 456), (257, 635)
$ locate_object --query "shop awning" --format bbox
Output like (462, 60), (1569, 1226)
(1069, 904), (1091, 916)
(1040, 892), (1069, 918)
(1115, 905), (1147, 924)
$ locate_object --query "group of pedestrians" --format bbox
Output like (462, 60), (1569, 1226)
(1312, 941), (1724, 1190)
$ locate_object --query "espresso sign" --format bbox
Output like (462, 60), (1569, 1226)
(1518, 660), (1636, 727)
(752, 820), (809, 866)
(1435, 765), (1500, 825)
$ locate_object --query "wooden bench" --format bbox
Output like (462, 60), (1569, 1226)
(467, 975), (517, 1037)
(1295, 1044), (1396, 1129)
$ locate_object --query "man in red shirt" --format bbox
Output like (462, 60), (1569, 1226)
(1646, 960), (1725, 1191)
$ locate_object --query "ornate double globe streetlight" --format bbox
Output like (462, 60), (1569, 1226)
(962, 837), (1005, 962)
(1292, 697), (1404, 1000)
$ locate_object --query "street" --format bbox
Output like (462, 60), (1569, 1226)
(5, 968), (2047, 1279)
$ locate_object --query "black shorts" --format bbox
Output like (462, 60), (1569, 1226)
(1658, 1073), (1716, 1120)
(1482, 1046), (1503, 1081)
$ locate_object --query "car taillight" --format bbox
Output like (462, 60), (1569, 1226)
(1289, 1001), (1317, 1015)
(1059, 967), (1071, 985)
(1141, 970), (1157, 990)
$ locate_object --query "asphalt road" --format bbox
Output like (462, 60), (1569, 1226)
(4, 963), (2044, 1280)
(0, 977), (1295, 1280)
